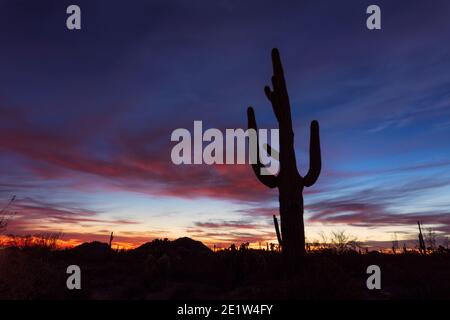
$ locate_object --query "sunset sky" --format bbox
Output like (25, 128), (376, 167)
(1, 0), (450, 249)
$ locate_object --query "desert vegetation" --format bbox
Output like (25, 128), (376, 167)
(0, 234), (449, 300)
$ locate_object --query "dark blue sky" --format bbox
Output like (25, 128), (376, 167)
(1, 0), (450, 248)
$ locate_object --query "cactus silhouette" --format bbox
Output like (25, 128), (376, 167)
(417, 221), (426, 254)
(273, 215), (282, 248)
(109, 232), (114, 249)
(247, 48), (321, 263)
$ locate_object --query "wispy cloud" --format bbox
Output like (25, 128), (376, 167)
(6, 197), (138, 234)
(307, 176), (450, 236)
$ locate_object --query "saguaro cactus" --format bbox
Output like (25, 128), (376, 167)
(247, 48), (321, 262)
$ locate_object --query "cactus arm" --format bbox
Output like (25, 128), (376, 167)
(273, 215), (283, 247)
(247, 107), (278, 189)
(303, 120), (321, 187)
(264, 85), (281, 122)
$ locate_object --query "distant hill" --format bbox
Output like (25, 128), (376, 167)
(72, 241), (111, 257)
(134, 237), (211, 257)
(67, 237), (212, 261)
(172, 237), (211, 254)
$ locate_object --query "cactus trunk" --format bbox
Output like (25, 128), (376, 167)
(279, 194), (306, 260)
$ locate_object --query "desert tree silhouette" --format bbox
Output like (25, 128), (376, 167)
(0, 195), (16, 233)
(247, 48), (321, 265)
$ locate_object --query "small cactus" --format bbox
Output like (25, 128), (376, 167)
(418, 221), (426, 254)
(109, 232), (114, 249)
(273, 215), (282, 248)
